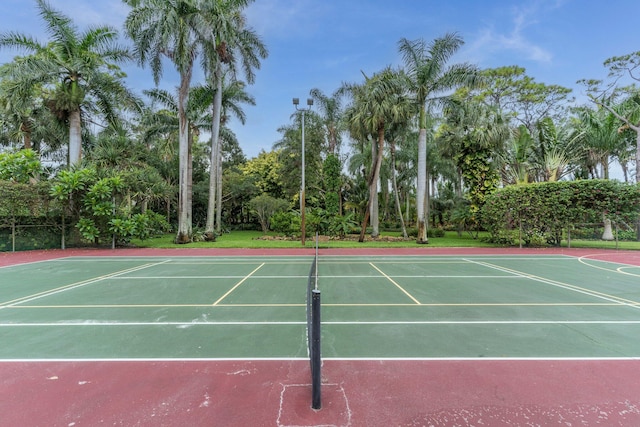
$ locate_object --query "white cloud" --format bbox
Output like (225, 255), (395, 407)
(244, 0), (327, 40)
(464, 1), (555, 65)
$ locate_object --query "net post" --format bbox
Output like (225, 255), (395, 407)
(311, 289), (321, 409)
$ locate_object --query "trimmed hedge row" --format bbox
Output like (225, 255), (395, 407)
(482, 180), (640, 246)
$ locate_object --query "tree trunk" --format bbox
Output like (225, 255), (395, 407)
(635, 127), (640, 184)
(359, 127), (385, 240)
(390, 142), (408, 238)
(370, 134), (379, 238)
(68, 109), (82, 166)
(205, 66), (223, 241)
(602, 215), (614, 241)
(21, 122), (32, 150)
(216, 144), (222, 234)
(358, 205), (371, 243)
(416, 128), (428, 244)
(175, 70), (193, 244)
(635, 129), (640, 240)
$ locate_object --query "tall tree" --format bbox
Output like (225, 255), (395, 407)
(310, 88), (344, 155)
(533, 117), (582, 182)
(580, 51), (640, 184)
(0, 68), (63, 153)
(125, 0), (209, 243)
(573, 106), (624, 180)
(0, 0), (137, 165)
(343, 67), (412, 241)
(477, 66), (573, 134)
(191, 77), (255, 239)
(398, 33), (482, 244)
(438, 97), (509, 234)
(198, 0), (267, 238)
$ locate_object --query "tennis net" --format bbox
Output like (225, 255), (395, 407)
(306, 235), (321, 409)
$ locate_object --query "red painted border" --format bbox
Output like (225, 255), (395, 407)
(2, 245), (639, 267)
(2, 359), (640, 426)
(2, 246), (639, 426)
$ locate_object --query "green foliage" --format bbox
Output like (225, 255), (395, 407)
(440, 99), (505, 230)
(248, 194), (289, 233)
(483, 180), (640, 246)
(76, 217), (100, 242)
(49, 168), (169, 245)
(0, 149), (43, 183)
(50, 168), (97, 203)
(241, 150), (285, 198)
(143, 211), (172, 236)
(270, 211), (301, 236)
(306, 208), (331, 234)
(327, 213), (358, 237)
(323, 154), (341, 215)
(428, 228), (446, 238)
(0, 181), (52, 218)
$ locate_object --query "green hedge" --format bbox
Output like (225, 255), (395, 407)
(0, 181), (57, 218)
(482, 180), (640, 246)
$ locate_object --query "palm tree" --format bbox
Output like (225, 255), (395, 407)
(124, 0), (211, 243)
(0, 69), (61, 152)
(198, 1), (267, 238)
(343, 67), (413, 241)
(191, 77), (256, 238)
(388, 125), (410, 238)
(438, 97), (509, 234)
(310, 88), (344, 155)
(499, 125), (535, 185)
(398, 33), (482, 243)
(534, 117), (582, 182)
(0, 0), (137, 166)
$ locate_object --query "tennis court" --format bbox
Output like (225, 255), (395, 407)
(2, 247), (640, 426)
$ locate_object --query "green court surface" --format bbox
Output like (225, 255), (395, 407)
(2, 254), (640, 360)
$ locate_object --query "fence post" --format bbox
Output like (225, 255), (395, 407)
(11, 216), (15, 252)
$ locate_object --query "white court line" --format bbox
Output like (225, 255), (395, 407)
(0, 356), (638, 362)
(0, 321), (306, 326)
(110, 275), (309, 280)
(0, 260), (171, 309)
(3, 320), (640, 327)
(576, 255), (640, 278)
(212, 263), (265, 305)
(464, 258), (640, 309)
(369, 263), (421, 304)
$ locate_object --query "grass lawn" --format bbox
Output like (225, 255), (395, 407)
(132, 230), (640, 250)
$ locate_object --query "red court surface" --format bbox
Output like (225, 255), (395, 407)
(2, 246), (640, 426)
(2, 359), (640, 426)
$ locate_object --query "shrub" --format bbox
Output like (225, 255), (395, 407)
(483, 180), (640, 247)
(270, 211), (301, 236)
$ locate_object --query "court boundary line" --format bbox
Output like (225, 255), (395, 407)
(369, 262), (421, 304)
(3, 301), (631, 309)
(1, 356), (639, 362)
(212, 263), (265, 305)
(577, 255), (640, 278)
(4, 319), (640, 327)
(0, 260), (171, 308)
(464, 258), (640, 309)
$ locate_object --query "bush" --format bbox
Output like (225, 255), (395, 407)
(144, 211), (172, 236)
(481, 229), (518, 245)
(270, 211), (301, 236)
(483, 180), (640, 247)
(427, 228), (446, 238)
(328, 213), (358, 237)
(616, 230), (638, 241)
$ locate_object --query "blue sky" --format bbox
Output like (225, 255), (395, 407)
(1, 0), (638, 159)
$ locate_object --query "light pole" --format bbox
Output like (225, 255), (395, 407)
(293, 97), (313, 246)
